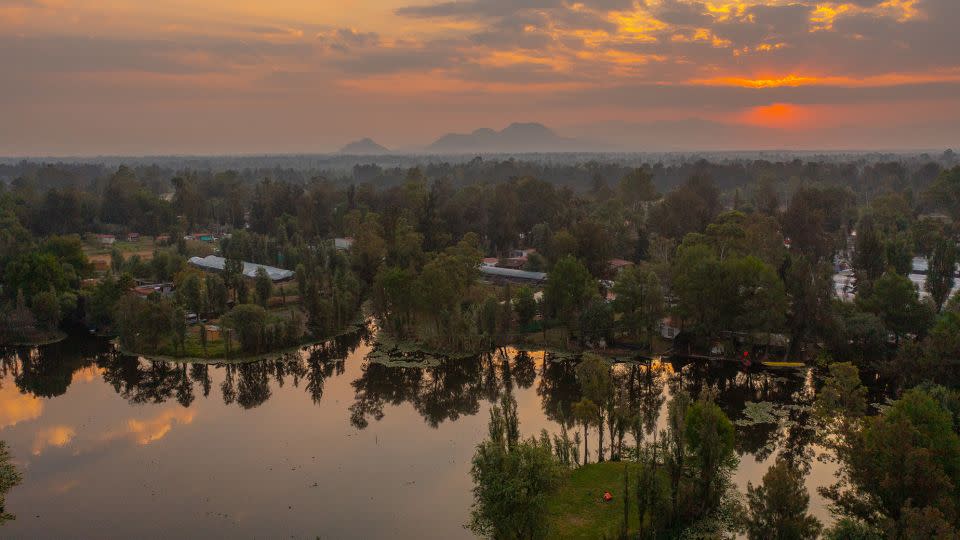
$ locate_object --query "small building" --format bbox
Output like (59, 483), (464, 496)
(334, 237), (354, 251)
(132, 282), (174, 298)
(658, 317), (681, 340)
(500, 248), (536, 269)
(204, 325), (222, 340)
(188, 255), (294, 282)
(155, 234), (171, 245)
(96, 234), (116, 246)
(127, 232), (140, 242)
(607, 258), (634, 275)
(479, 265), (547, 284)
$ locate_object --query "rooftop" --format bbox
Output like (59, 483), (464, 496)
(479, 265), (547, 283)
(188, 255), (294, 282)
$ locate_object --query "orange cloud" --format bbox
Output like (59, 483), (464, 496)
(51, 479), (80, 494)
(693, 69), (960, 88)
(877, 0), (922, 22)
(0, 384), (43, 429)
(810, 0), (921, 31)
(477, 50), (565, 70)
(695, 75), (820, 88)
(125, 408), (196, 445)
(32, 425), (76, 455)
(810, 3), (854, 31)
(609, 8), (668, 41)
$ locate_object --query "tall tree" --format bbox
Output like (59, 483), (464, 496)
(575, 355), (613, 461)
(853, 217), (886, 292)
(468, 394), (561, 540)
(620, 168), (658, 211)
(745, 459), (822, 540)
(612, 266), (664, 347)
(254, 267), (272, 308)
(858, 271), (933, 342)
(927, 237), (958, 312)
(685, 396), (737, 516)
(544, 255), (596, 330)
(753, 176), (780, 216)
(824, 387), (960, 533)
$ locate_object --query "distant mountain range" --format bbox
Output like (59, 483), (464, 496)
(338, 137), (390, 154)
(425, 122), (588, 153)
(337, 123), (608, 155)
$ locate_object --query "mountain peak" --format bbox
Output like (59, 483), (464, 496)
(426, 122), (576, 154)
(339, 137), (390, 154)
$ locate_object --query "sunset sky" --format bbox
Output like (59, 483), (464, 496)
(2, 0), (958, 155)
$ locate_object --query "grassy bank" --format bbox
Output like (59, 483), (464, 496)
(1, 329), (69, 347)
(546, 461), (638, 539)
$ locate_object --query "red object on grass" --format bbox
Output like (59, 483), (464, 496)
(603, 491), (613, 502)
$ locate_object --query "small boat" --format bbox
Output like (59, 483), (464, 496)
(760, 361), (805, 369)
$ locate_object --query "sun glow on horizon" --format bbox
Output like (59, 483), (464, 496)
(739, 103), (812, 129)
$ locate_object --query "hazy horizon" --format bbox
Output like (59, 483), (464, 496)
(3, 0), (959, 155)
(2, 144), (955, 162)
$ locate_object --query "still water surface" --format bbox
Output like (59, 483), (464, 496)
(1, 329), (838, 538)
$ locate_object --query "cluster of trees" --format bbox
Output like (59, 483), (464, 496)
(220, 304), (302, 355)
(468, 346), (960, 539)
(468, 394), (567, 540)
(4, 150), (955, 209)
(813, 362), (960, 538)
(4, 154), (960, 363)
(0, 231), (90, 343)
(569, 356), (747, 537)
(469, 355), (825, 539)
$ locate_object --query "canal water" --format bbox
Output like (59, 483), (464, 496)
(1, 329), (840, 538)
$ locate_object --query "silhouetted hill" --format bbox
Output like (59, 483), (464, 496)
(426, 122), (585, 153)
(339, 138), (390, 154)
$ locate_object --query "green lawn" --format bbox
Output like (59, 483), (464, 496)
(547, 461), (639, 539)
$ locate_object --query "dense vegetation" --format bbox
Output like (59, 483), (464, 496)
(4, 153), (960, 535)
(468, 355), (960, 538)
(4, 156), (959, 364)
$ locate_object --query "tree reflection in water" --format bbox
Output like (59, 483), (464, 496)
(350, 355), (487, 429)
(8, 327), (367, 410)
(3, 330), (822, 472)
(350, 349), (549, 430)
(1, 334), (110, 398)
(670, 360), (817, 467)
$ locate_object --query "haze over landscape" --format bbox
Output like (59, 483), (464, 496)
(2, 0), (959, 155)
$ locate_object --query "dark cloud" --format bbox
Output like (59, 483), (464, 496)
(396, 0), (563, 19)
(317, 28), (380, 52)
(454, 61), (582, 83)
(747, 4), (813, 38)
(396, 0), (633, 20)
(649, 0), (713, 26)
(331, 39), (465, 74)
(0, 35), (313, 75)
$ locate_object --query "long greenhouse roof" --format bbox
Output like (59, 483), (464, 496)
(478, 265), (547, 282)
(188, 255), (294, 282)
